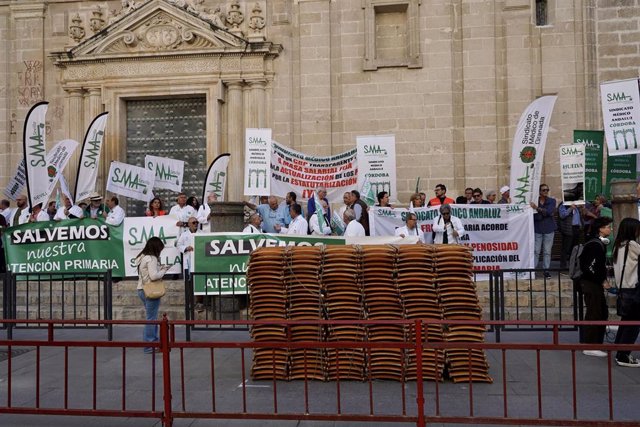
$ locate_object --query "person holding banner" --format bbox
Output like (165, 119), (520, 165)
(310, 199), (332, 236)
(395, 212), (425, 243)
(177, 217), (207, 312)
(306, 187), (329, 221)
(276, 203), (308, 235)
(197, 192), (217, 232)
(530, 184), (557, 279)
(29, 203), (50, 223)
(135, 236), (170, 354)
(432, 204), (465, 244)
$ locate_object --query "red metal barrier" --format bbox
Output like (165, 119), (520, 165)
(2, 318), (640, 427)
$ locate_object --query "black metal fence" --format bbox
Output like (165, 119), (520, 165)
(2, 270), (113, 339)
(183, 271), (249, 340)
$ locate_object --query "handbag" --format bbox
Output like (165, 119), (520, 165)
(616, 243), (640, 317)
(143, 280), (166, 300)
(140, 259), (166, 300)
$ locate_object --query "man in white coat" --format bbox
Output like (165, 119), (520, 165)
(104, 196), (126, 226)
(310, 199), (332, 236)
(432, 204), (465, 244)
(197, 191), (217, 232)
(243, 213), (263, 234)
(176, 216), (205, 312)
(276, 204), (308, 235)
(395, 212), (425, 243)
(169, 192), (196, 233)
(343, 208), (365, 237)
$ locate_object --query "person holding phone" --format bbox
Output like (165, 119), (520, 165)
(135, 237), (170, 354)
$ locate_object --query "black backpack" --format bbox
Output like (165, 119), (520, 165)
(568, 238), (603, 280)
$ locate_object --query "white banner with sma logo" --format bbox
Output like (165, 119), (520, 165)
(356, 135), (397, 203)
(145, 154), (185, 192)
(122, 216), (183, 276)
(600, 78), (640, 156)
(106, 161), (155, 202)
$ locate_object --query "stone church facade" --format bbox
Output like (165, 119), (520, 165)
(0, 0), (638, 204)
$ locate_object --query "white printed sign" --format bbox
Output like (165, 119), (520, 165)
(559, 144), (585, 205)
(244, 128), (272, 196)
(145, 155), (185, 192)
(271, 141), (358, 203)
(600, 78), (640, 156)
(106, 161), (155, 202)
(122, 216), (183, 276)
(369, 205), (534, 272)
(357, 135), (397, 202)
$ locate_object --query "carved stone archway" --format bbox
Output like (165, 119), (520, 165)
(51, 0), (281, 200)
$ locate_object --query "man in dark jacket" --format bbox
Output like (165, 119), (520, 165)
(579, 216), (612, 356)
(558, 202), (583, 269)
(350, 190), (370, 236)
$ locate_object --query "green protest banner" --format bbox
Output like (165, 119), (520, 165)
(573, 130), (604, 202)
(193, 233), (346, 295)
(3, 219), (125, 276)
(605, 153), (636, 198)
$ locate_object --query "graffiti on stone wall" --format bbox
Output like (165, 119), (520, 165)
(17, 60), (43, 107)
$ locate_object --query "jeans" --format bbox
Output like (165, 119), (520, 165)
(534, 232), (554, 270)
(138, 289), (161, 352)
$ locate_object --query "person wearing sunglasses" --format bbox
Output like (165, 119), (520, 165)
(530, 184), (557, 279)
(432, 204), (465, 244)
(469, 188), (490, 204)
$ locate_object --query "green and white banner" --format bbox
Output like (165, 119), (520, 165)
(356, 134), (396, 202)
(369, 205), (534, 272)
(203, 153), (230, 201)
(75, 112), (108, 203)
(23, 102), (50, 207)
(559, 144), (585, 205)
(244, 128), (272, 196)
(192, 233), (417, 295)
(4, 219), (125, 276)
(509, 96), (558, 205)
(145, 154), (184, 192)
(106, 161), (155, 202)
(600, 78), (640, 156)
(573, 130), (604, 202)
(4, 217), (184, 277)
(605, 152), (636, 198)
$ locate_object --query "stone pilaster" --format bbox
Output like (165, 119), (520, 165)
(66, 88), (84, 197)
(226, 81), (244, 201)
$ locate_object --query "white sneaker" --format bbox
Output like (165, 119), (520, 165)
(583, 350), (608, 357)
(616, 355), (640, 367)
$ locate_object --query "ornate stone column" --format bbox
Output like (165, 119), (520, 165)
(248, 80), (266, 128)
(67, 88), (85, 196)
(226, 81), (244, 201)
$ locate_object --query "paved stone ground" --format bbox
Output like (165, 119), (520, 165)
(0, 325), (639, 427)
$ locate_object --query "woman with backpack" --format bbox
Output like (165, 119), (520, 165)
(579, 216), (613, 357)
(612, 218), (640, 367)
